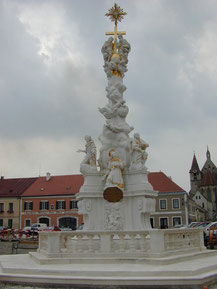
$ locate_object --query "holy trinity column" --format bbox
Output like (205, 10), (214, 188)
(77, 4), (157, 232)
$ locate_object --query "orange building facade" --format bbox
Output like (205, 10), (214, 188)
(21, 174), (84, 230)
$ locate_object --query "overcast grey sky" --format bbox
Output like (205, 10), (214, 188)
(0, 0), (217, 191)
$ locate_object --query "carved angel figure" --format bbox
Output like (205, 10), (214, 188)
(117, 35), (131, 64)
(130, 133), (149, 171)
(101, 37), (114, 62)
(103, 149), (124, 190)
(77, 135), (97, 174)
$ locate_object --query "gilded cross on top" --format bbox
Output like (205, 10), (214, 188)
(105, 3), (127, 54)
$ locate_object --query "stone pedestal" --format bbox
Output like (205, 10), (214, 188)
(76, 169), (157, 231)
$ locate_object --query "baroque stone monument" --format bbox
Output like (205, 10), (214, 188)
(76, 3), (157, 232)
(0, 5), (215, 289)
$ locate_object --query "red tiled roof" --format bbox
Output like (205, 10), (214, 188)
(22, 175), (84, 197)
(201, 170), (216, 186)
(0, 177), (37, 197)
(21, 172), (184, 197)
(148, 172), (185, 193)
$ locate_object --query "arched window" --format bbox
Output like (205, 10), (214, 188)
(58, 217), (77, 230)
(38, 217), (50, 226)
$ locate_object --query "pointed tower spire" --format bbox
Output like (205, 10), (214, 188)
(189, 153), (200, 173)
(206, 145), (211, 160)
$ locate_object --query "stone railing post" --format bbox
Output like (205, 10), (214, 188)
(149, 230), (165, 255)
(198, 229), (206, 249)
(47, 232), (61, 257)
(100, 232), (112, 253)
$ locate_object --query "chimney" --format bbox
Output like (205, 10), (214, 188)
(1, 176), (4, 180)
(46, 172), (51, 181)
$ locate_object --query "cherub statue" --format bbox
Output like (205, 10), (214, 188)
(130, 133), (149, 171)
(101, 37), (114, 62)
(102, 149), (124, 190)
(77, 135), (97, 174)
(117, 35), (131, 64)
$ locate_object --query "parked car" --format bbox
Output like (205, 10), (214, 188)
(196, 221), (212, 228)
(22, 226), (32, 233)
(203, 222), (217, 237)
(29, 223), (48, 236)
(31, 223), (48, 231)
(187, 222), (200, 228)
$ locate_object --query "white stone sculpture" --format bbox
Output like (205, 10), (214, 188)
(102, 149), (124, 190)
(77, 135), (97, 174)
(130, 133), (149, 171)
(102, 36), (130, 79)
(117, 35), (131, 64)
(101, 37), (114, 62)
(98, 77), (133, 170)
(77, 4), (157, 233)
(104, 202), (123, 231)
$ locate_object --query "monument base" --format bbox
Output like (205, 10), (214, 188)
(0, 250), (217, 288)
(0, 228), (214, 288)
(77, 170), (157, 231)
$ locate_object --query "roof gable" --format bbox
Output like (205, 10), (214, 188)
(148, 172), (185, 193)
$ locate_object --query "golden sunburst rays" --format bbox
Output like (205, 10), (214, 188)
(105, 3), (127, 25)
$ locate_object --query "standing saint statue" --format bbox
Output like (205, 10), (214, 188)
(77, 135), (97, 174)
(103, 149), (124, 190)
(130, 133), (149, 171)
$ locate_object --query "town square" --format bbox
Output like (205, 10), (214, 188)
(0, 1), (217, 288)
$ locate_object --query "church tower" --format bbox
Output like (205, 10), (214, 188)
(189, 148), (217, 220)
(189, 153), (201, 196)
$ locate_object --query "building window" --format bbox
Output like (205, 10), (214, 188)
(202, 202), (204, 208)
(0, 219), (3, 226)
(172, 199), (180, 209)
(159, 199), (167, 210)
(0, 203), (4, 213)
(39, 201), (49, 210)
(8, 203), (14, 213)
(56, 201), (66, 210)
(25, 219), (31, 227)
(173, 217), (181, 227)
(160, 217), (168, 229)
(24, 202), (33, 211)
(8, 219), (13, 228)
(70, 200), (78, 210)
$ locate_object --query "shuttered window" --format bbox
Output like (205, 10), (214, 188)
(56, 201), (66, 210)
(39, 201), (49, 210)
(24, 202), (33, 210)
(70, 200), (78, 209)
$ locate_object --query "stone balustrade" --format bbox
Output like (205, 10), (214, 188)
(38, 228), (205, 259)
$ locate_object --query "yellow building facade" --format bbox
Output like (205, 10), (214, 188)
(0, 197), (20, 229)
